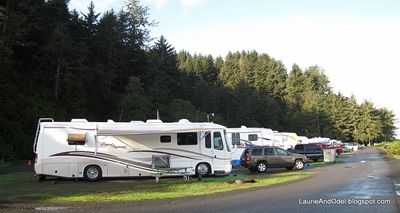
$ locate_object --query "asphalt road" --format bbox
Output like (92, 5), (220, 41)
(2, 147), (400, 212)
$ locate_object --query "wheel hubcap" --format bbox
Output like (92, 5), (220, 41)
(258, 163), (266, 172)
(87, 167), (98, 179)
(198, 164), (208, 175)
(296, 161), (304, 169)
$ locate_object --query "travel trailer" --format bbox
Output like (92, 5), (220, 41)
(307, 137), (331, 144)
(33, 118), (232, 181)
(226, 126), (275, 167)
(273, 132), (299, 150)
(297, 136), (309, 144)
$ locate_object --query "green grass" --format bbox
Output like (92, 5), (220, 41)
(0, 162), (12, 168)
(13, 171), (311, 203)
(307, 161), (337, 167)
(4, 159), (351, 203)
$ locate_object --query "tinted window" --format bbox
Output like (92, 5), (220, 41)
(314, 145), (322, 150)
(160, 135), (171, 143)
(248, 134), (258, 141)
(265, 148), (274, 155)
(205, 132), (211, 149)
(296, 144), (304, 149)
(177, 132), (198, 145)
(214, 132), (223, 150)
(232, 133), (240, 145)
(276, 148), (288, 155)
(242, 149), (250, 157)
(251, 148), (262, 155)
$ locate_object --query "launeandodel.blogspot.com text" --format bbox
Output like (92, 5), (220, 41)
(298, 198), (391, 206)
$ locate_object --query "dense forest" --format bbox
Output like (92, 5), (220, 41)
(0, 0), (397, 160)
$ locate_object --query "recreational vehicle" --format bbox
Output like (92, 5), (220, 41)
(226, 126), (275, 167)
(297, 136), (309, 144)
(33, 118), (232, 181)
(273, 132), (299, 150)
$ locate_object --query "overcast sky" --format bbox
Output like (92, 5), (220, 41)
(69, 0), (400, 137)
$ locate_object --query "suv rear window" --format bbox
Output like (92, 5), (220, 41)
(251, 148), (263, 155)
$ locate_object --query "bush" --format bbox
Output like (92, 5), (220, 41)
(379, 140), (400, 155)
(388, 141), (400, 155)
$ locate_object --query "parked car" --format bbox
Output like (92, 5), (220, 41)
(341, 146), (353, 153)
(332, 144), (343, 154)
(240, 146), (307, 173)
(314, 143), (340, 157)
(287, 144), (323, 162)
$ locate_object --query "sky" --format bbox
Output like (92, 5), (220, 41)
(69, 0), (400, 138)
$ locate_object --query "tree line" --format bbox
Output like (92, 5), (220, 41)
(0, 0), (396, 160)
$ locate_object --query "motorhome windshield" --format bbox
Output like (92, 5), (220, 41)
(224, 130), (231, 152)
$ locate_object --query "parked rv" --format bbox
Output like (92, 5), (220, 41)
(226, 126), (275, 167)
(297, 136), (309, 144)
(273, 132), (299, 150)
(33, 118), (232, 181)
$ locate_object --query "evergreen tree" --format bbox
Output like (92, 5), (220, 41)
(147, 35), (179, 111)
(356, 100), (382, 145)
(284, 64), (306, 108)
(118, 77), (151, 121)
(218, 51), (241, 89)
(377, 108), (397, 142)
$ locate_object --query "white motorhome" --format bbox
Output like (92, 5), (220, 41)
(273, 132), (299, 150)
(226, 126), (275, 167)
(33, 118), (232, 181)
(307, 137), (330, 144)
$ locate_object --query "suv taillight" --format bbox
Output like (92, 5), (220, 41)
(246, 155), (251, 161)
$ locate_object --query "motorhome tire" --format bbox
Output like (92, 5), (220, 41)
(196, 163), (210, 177)
(38, 175), (46, 182)
(84, 165), (102, 181)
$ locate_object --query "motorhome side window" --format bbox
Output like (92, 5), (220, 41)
(248, 134), (257, 141)
(231, 133), (240, 145)
(177, 132), (198, 145)
(160, 135), (171, 143)
(213, 132), (223, 150)
(205, 132), (211, 149)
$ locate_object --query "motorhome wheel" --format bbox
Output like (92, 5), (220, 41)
(38, 175), (46, 182)
(84, 165), (102, 181)
(196, 163), (210, 177)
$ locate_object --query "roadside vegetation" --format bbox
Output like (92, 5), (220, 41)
(375, 140), (400, 157)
